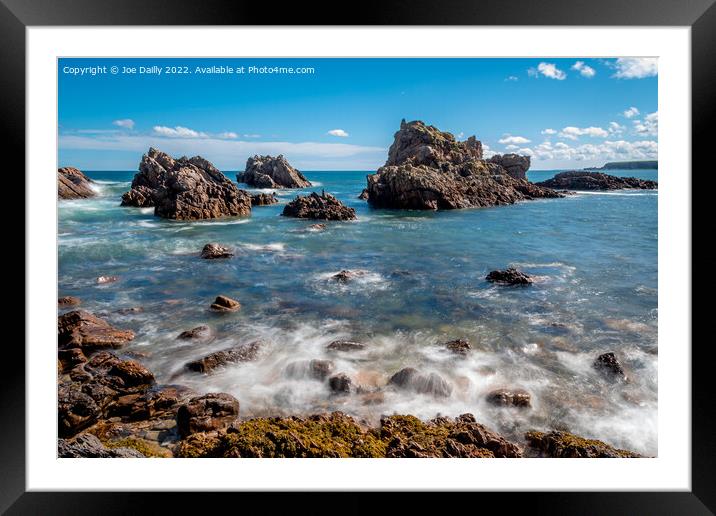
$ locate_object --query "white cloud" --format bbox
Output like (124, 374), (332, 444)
(327, 129), (349, 137)
(498, 135), (531, 145)
(152, 125), (208, 138)
(530, 139), (657, 162)
(558, 126), (609, 140)
(633, 111), (658, 136)
(571, 61), (596, 78)
(112, 119), (135, 130)
(456, 131), (465, 139)
(505, 76), (519, 82)
(517, 147), (534, 156)
(541, 128), (557, 136)
(623, 106), (640, 118)
(608, 122), (626, 135)
(534, 62), (567, 80)
(505, 144), (520, 151)
(244, 134), (261, 138)
(612, 58), (658, 79)
(218, 132), (238, 139)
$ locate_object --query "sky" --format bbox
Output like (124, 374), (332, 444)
(58, 57), (658, 171)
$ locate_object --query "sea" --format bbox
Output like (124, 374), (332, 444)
(58, 169), (658, 455)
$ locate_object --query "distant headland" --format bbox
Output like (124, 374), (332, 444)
(585, 160), (658, 171)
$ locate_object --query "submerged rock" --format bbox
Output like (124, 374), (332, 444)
(388, 367), (452, 398)
(282, 191), (356, 220)
(58, 296), (81, 307)
(58, 167), (96, 199)
(444, 338), (471, 355)
(593, 352), (628, 382)
(185, 341), (262, 373)
(176, 393), (240, 438)
(58, 310), (135, 351)
(331, 269), (365, 282)
(177, 325), (212, 340)
(238, 155), (311, 189)
(329, 373), (353, 394)
(200, 243), (234, 259)
(284, 359), (335, 381)
(58, 433), (145, 458)
(250, 192), (279, 206)
(209, 295), (241, 312)
(525, 430), (642, 458)
(486, 388), (532, 408)
(365, 120), (562, 210)
(326, 340), (365, 352)
(486, 268), (533, 285)
(535, 171), (657, 190)
(121, 147), (252, 220)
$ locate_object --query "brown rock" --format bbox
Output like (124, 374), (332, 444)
(176, 393), (240, 437)
(238, 155), (311, 188)
(58, 296), (81, 307)
(58, 167), (96, 199)
(489, 153), (531, 180)
(58, 348), (87, 373)
(525, 430), (642, 458)
(200, 243), (234, 259)
(444, 338), (471, 355)
(250, 192), (279, 206)
(486, 388), (532, 408)
(593, 352), (628, 382)
(486, 268), (533, 285)
(388, 368), (452, 398)
(328, 373), (353, 394)
(185, 341), (262, 374)
(326, 340), (365, 352)
(121, 147), (252, 220)
(58, 433), (145, 458)
(177, 325), (212, 340)
(358, 188), (369, 200)
(209, 295), (241, 312)
(58, 310), (135, 350)
(282, 191), (356, 220)
(284, 359), (335, 381)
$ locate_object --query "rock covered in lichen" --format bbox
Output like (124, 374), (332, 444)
(525, 430), (642, 458)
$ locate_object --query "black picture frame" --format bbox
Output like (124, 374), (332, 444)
(3, 0), (711, 513)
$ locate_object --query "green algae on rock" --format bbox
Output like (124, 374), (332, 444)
(525, 430), (643, 458)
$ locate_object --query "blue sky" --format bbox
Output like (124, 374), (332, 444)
(58, 58), (657, 171)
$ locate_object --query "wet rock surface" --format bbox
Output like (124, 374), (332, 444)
(58, 433), (145, 458)
(326, 340), (365, 352)
(185, 341), (262, 373)
(444, 338), (471, 355)
(177, 325), (212, 340)
(58, 310), (135, 351)
(365, 120), (562, 210)
(486, 268), (533, 285)
(200, 243), (233, 259)
(238, 154), (311, 189)
(486, 388), (532, 408)
(209, 295), (241, 312)
(250, 192), (279, 206)
(282, 192), (357, 220)
(58, 296), (81, 307)
(284, 359), (335, 381)
(525, 430), (642, 458)
(328, 373), (353, 394)
(121, 147), (252, 220)
(593, 352), (628, 382)
(388, 368), (452, 398)
(535, 171), (657, 191)
(58, 167), (96, 199)
(176, 393), (240, 438)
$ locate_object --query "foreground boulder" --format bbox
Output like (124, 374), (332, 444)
(185, 341), (262, 373)
(174, 412), (521, 458)
(121, 147), (252, 220)
(282, 192), (356, 220)
(365, 120), (562, 210)
(489, 154), (531, 180)
(58, 310), (135, 351)
(58, 167), (96, 199)
(58, 433), (145, 458)
(176, 393), (240, 437)
(525, 430), (641, 457)
(250, 192), (279, 206)
(486, 268), (533, 285)
(238, 155), (311, 188)
(535, 171), (657, 190)
(200, 243), (233, 259)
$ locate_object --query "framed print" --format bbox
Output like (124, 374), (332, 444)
(4, 0), (713, 513)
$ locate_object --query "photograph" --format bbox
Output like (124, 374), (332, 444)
(56, 57), (660, 460)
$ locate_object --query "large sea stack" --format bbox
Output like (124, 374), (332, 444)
(535, 171), (657, 191)
(365, 120), (562, 210)
(237, 155), (311, 188)
(58, 167), (96, 199)
(121, 148), (252, 220)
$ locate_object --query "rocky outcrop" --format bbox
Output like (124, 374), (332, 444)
(489, 154), (531, 180)
(525, 430), (642, 458)
(365, 120), (561, 210)
(250, 192), (279, 206)
(388, 367), (452, 398)
(200, 243), (233, 259)
(121, 148), (252, 220)
(58, 167), (96, 199)
(486, 268), (533, 285)
(486, 388), (532, 408)
(593, 352), (628, 382)
(185, 341), (262, 373)
(58, 310), (135, 351)
(176, 393), (240, 438)
(282, 192), (356, 220)
(535, 171), (657, 190)
(58, 433), (145, 458)
(209, 295), (241, 312)
(238, 155), (311, 189)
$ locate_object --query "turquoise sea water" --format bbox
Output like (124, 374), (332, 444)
(58, 169), (658, 455)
